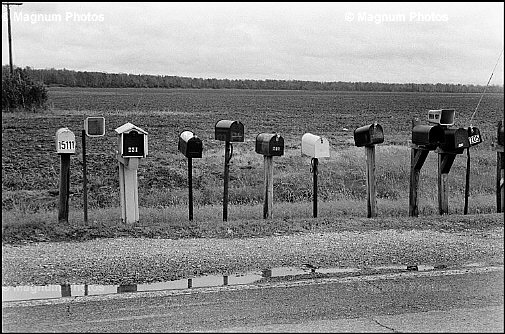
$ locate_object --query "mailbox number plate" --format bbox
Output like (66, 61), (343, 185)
(468, 134), (481, 146)
(58, 140), (75, 151)
(127, 146), (139, 153)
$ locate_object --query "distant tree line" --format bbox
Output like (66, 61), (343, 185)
(5, 66), (504, 93)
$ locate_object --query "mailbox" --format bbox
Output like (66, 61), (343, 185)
(439, 128), (470, 151)
(215, 120), (244, 142)
(467, 126), (482, 147)
(55, 128), (76, 154)
(255, 133), (284, 156)
(353, 123), (384, 147)
(498, 121), (504, 146)
(428, 109), (455, 126)
(84, 117), (105, 137)
(301, 133), (330, 158)
(115, 122), (148, 158)
(178, 131), (203, 158)
(412, 124), (445, 148)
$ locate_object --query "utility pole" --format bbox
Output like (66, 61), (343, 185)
(2, 2), (23, 75)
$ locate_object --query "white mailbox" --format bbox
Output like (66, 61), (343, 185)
(301, 133), (330, 158)
(55, 127), (76, 154)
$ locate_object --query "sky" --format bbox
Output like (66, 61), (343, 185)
(2, 2), (504, 85)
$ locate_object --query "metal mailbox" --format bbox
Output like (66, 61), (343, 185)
(255, 133), (284, 156)
(301, 133), (330, 158)
(467, 126), (482, 147)
(498, 121), (504, 146)
(428, 109), (455, 126)
(178, 131), (203, 158)
(55, 127), (76, 154)
(353, 123), (384, 147)
(215, 120), (244, 142)
(439, 128), (470, 151)
(115, 122), (148, 158)
(412, 124), (445, 148)
(85, 117), (105, 137)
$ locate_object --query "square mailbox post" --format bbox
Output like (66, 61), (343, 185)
(178, 130), (203, 221)
(255, 133), (284, 219)
(115, 122), (148, 224)
(353, 122), (384, 218)
(301, 133), (330, 218)
(215, 120), (244, 222)
(55, 127), (76, 223)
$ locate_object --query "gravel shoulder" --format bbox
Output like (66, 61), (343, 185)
(2, 226), (503, 286)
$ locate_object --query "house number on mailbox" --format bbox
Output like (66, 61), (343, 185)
(127, 147), (138, 153)
(468, 135), (480, 146)
(58, 140), (75, 151)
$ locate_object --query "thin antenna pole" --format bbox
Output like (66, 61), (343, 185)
(2, 3), (23, 75)
(470, 49), (504, 126)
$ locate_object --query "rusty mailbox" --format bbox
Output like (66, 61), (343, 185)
(215, 120), (244, 142)
(255, 133), (284, 156)
(178, 131), (203, 159)
(353, 123), (384, 147)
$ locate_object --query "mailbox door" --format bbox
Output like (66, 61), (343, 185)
(187, 138), (203, 158)
(122, 131), (145, 157)
(229, 122), (244, 142)
(440, 128), (469, 151)
(269, 136), (284, 156)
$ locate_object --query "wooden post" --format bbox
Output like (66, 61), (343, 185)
(464, 148), (470, 215)
(365, 145), (377, 218)
(223, 141), (231, 222)
(58, 154), (71, 223)
(82, 130), (88, 224)
(312, 158), (318, 218)
(118, 159), (126, 223)
(437, 152), (457, 215)
(118, 156), (140, 224)
(188, 157), (193, 221)
(263, 155), (274, 219)
(409, 147), (430, 217)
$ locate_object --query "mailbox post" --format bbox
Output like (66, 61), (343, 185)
(463, 126), (483, 214)
(55, 128), (76, 223)
(496, 120), (505, 213)
(178, 130), (203, 221)
(353, 122), (384, 218)
(115, 122), (148, 224)
(301, 133), (330, 218)
(215, 120), (244, 221)
(255, 133), (284, 219)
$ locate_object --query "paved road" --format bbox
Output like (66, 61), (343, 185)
(2, 266), (503, 332)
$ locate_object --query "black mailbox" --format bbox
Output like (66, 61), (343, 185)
(178, 131), (203, 158)
(498, 121), (504, 146)
(215, 120), (244, 142)
(255, 133), (284, 156)
(439, 128), (470, 152)
(412, 124), (445, 148)
(467, 126), (482, 147)
(122, 130), (145, 157)
(353, 123), (384, 147)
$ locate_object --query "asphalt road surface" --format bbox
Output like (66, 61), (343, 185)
(2, 266), (503, 332)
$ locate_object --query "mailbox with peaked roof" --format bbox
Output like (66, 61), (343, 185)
(115, 122), (148, 158)
(255, 133), (284, 156)
(215, 120), (244, 142)
(301, 133), (330, 158)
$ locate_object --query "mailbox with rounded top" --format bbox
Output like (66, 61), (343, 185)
(428, 109), (455, 126)
(55, 127), (76, 154)
(467, 126), (482, 147)
(353, 123), (384, 147)
(412, 124), (444, 148)
(255, 133), (284, 156)
(439, 128), (470, 152)
(301, 133), (330, 158)
(215, 120), (244, 142)
(178, 130), (203, 158)
(498, 121), (504, 146)
(115, 122), (148, 158)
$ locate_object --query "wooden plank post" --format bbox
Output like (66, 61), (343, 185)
(263, 155), (274, 219)
(437, 152), (457, 215)
(188, 157), (193, 221)
(409, 148), (429, 217)
(312, 158), (318, 218)
(223, 141), (231, 222)
(365, 145), (377, 218)
(58, 154), (71, 223)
